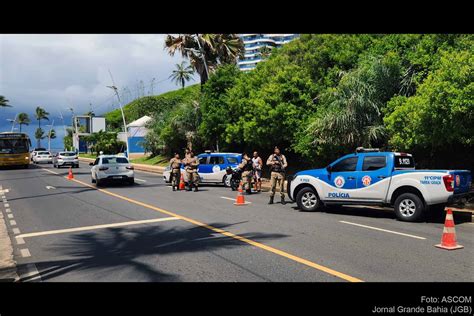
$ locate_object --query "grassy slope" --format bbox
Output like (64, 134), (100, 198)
(104, 84), (201, 131)
(130, 155), (169, 166)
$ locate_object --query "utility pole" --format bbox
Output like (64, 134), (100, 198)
(7, 113), (17, 132)
(58, 111), (68, 151)
(107, 69), (130, 159)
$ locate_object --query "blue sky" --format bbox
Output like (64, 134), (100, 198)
(0, 34), (196, 119)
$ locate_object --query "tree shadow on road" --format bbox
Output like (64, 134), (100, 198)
(19, 222), (288, 282)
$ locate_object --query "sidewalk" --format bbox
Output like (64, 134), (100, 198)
(0, 210), (18, 282)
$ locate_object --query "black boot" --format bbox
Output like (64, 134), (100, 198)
(194, 186), (198, 192)
(172, 186), (176, 191)
(187, 183), (192, 191)
(246, 189), (252, 195)
(281, 197), (286, 205)
(268, 196), (274, 204)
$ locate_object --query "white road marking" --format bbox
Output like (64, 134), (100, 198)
(20, 263), (42, 282)
(20, 249), (31, 258)
(16, 237), (25, 245)
(134, 178), (147, 183)
(339, 221), (426, 240)
(45, 185), (56, 190)
(17, 217), (180, 239)
(9, 220), (17, 226)
(12, 228), (21, 235)
(4, 203), (9, 208)
(220, 196), (252, 204)
(7, 213), (13, 219)
(5, 208), (11, 213)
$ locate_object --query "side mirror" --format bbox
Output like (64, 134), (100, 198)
(89, 162), (94, 166)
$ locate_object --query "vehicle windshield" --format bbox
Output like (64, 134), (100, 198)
(102, 157), (129, 164)
(38, 151), (51, 155)
(0, 138), (29, 154)
(60, 152), (76, 157)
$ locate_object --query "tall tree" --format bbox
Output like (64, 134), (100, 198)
(0, 95), (12, 107)
(35, 107), (49, 147)
(17, 113), (30, 132)
(164, 34), (244, 85)
(169, 61), (194, 89)
(35, 128), (45, 147)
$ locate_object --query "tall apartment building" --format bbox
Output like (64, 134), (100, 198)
(238, 34), (299, 71)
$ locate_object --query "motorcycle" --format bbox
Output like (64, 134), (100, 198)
(225, 167), (242, 191)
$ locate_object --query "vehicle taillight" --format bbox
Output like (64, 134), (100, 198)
(99, 166), (109, 171)
(126, 166), (134, 170)
(443, 174), (454, 192)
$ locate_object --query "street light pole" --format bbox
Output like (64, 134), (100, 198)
(107, 84), (130, 159)
(194, 34), (209, 79)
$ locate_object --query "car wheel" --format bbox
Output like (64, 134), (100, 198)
(91, 176), (96, 183)
(296, 187), (321, 212)
(223, 174), (231, 187)
(96, 176), (102, 187)
(394, 193), (425, 222)
(128, 178), (135, 185)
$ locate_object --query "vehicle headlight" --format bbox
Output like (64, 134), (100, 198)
(25, 157), (29, 160)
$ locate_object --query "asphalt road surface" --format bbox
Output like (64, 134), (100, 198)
(1, 163), (473, 282)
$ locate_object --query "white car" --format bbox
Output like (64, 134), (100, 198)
(90, 155), (134, 186)
(53, 151), (79, 168)
(33, 151), (53, 164)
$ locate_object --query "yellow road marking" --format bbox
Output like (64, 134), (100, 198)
(16, 217), (179, 239)
(40, 167), (363, 282)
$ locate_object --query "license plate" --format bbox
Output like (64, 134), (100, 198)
(113, 176), (123, 179)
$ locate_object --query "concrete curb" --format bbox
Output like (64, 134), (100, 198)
(0, 211), (18, 282)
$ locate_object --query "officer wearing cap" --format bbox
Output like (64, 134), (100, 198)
(183, 150), (199, 192)
(169, 153), (182, 191)
(266, 146), (288, 205)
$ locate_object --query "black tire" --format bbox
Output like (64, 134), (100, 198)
(96, 178), (102, 187)
(296, 187), (321, 212)
(128, 178), (135, 185)
(394, 193), (425, 222)
(91, 176), (96, 183)
(223, 175), (231, 188)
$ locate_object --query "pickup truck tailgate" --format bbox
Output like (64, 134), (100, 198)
(449, 170), (472, 194)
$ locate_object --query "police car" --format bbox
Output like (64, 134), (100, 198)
(163, 152), (242, 187)
(288, 148), (472, 222)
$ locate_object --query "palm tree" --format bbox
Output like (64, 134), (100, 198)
(35, 107), (49, 147)
(0, 95), (12, 108)
(17, 113), (30, 133)
(169, 62), (194, 89)
(35, 128), (45, 147)
(47, 129), (56, 151)
(164, 34), (244, 85)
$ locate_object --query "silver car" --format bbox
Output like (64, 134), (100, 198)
(90, 155), (134, 186)
(53, 151), (79, 168)
(32, 151), (53, 164)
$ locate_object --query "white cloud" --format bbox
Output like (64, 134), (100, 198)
(0, 34), (196, 119)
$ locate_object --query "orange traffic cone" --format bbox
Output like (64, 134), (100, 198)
(179, 173), (185, 190)
(435, 208), (463, 250)
(67, 167), (74, 180)
(234, 181), (249, 206)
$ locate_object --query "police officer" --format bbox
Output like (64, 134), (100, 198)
(266, 146), (288, 205)
(238, 153), (253, 194)
(184, 150), (199, 192)
(169, 153), (182, 191)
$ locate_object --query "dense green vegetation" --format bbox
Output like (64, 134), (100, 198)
(105, 34), (473, 170)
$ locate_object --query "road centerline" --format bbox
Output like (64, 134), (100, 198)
(16, 217), (180, 239)
(49, 168), (363, 282)
(339, 221), (426, 240)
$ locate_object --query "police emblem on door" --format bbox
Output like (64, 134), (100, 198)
(362, 175), (372, 187)
(334, 176), (345, 188)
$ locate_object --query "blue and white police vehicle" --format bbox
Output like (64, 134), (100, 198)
(163, 152), (242, 187)
(288, 148), (472, 222)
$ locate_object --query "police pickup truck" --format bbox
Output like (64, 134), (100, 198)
(288, 148), (472, 222)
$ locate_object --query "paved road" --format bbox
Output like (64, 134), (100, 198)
(0, 163), (472, 282)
